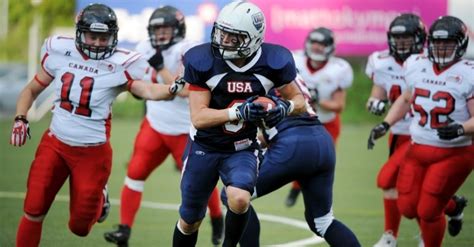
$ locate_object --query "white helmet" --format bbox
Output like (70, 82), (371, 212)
(211, 1), (265, 59)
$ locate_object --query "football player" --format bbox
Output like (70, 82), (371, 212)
(368, 16), (474, 247)
(366, 14), (468, 247)
(285, 27), (353, 207)
(171, 1), (306, 246)
(103, 6), (223, 247)
(222, 74), (361, 247)
(10, 4), (184, 247)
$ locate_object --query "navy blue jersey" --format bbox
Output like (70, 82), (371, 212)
(183, 43), (296, 151)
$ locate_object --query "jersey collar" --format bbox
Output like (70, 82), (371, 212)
(225, 48), (262, 73)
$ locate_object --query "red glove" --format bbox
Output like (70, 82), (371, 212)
(10, 115), (31, 147)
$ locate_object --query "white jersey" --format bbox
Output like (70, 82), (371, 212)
(41, 35), (147, 145)
(404, 54), (474, 147)
(135, 39), (197, 135)
(365, 49), (411, 135)
(294, 51), (353, 123)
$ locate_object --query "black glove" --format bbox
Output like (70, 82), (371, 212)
(308, 88), (319, 104)
(148, 50), (164, 71)
(437, 122), (464, 140)
(235, 96), (268, 122)
(263, 95), (293, 128)
(367, 97), (387, 116)
(169, 77), (186, 95)
(368, 121), (390, 149)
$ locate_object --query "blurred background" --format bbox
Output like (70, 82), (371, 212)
(0, 0), (473, 246)
(1, 0), (473, 123)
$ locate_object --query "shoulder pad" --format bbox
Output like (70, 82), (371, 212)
(135, 39), (153, 55)
(183, 43), (214, 72)
(108, 48), (143, 69)
(262, 43), (294, 70)
(44, 35), (75, 55)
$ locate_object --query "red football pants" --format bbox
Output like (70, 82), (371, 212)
(322, 114), (341, 144)
(397, 143), (473, 220)
(24, 130), (112, 236)
(377, 134), (411, 189)
(126, 118), (188, 180)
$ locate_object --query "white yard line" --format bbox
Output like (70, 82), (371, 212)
(0, 191), (325, 246)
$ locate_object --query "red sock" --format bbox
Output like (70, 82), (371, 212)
(120, 185), (142, 227)
(291, 181), (300, 190)
(383, 198), (401, 237)
(16, 216), (43, 247)
(207, 187), (223, 218)
(444, 198), (456, 215)
(420, 216), (445, 247)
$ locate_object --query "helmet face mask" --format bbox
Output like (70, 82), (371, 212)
(212, 23), (252, 59)
(148, 6), (186, 50)
(387, 13), (426, 62)
(211, 1), (265, 60)
(428, 16), (469, 67)
(304, 27), (335, 62)
(75, 3), (118, 60)
(388, 33), (416, 56)
(429, 39), (458, 66)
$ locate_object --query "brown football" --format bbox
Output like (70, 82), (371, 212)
(254, 96), (276, 111)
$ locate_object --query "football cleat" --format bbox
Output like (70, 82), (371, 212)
(285, 188), (301, 207)
(211, 216), (224, 246)
(98, 185), (110, 223)
(373, 231), (397, 247)
(447, 195), (468, 237)
(104, 224), (131, 247)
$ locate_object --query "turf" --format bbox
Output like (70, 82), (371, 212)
(1, 118), (472, 246)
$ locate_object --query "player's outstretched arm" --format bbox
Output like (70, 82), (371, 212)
(156, 68), (189, 97)
(11, 67), (53, 147)
(128, 77), (185, 101)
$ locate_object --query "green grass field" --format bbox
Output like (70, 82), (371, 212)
(1, 118), (473, 246)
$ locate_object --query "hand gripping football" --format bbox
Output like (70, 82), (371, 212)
(253, 96), (276, 111)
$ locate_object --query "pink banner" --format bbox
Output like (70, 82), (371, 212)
(253, 0), (447, 56)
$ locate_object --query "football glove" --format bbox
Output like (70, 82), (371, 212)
(10, 115), (31, 147)
(308, 88), (319, 104)
(437, 122), (464, 140)
(263, 95), (294, 128)
(367, 97), (387, 116)
(234, 96), (268, 122)
(367, 121), (390, 149)
(147, 50), (164, 71)
(169, 77), (186, 95)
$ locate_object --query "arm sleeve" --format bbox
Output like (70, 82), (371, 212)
(40, 37), (55, 78)
(365, 53), (375, 79)
(339, 61), (353, 89)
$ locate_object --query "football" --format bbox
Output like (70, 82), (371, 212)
(253, 96), (276, 111)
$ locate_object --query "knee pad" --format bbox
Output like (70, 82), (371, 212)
(382, 188), (398, 199)
(125, 177), (145, 192)
(306, 210), (335, 237)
